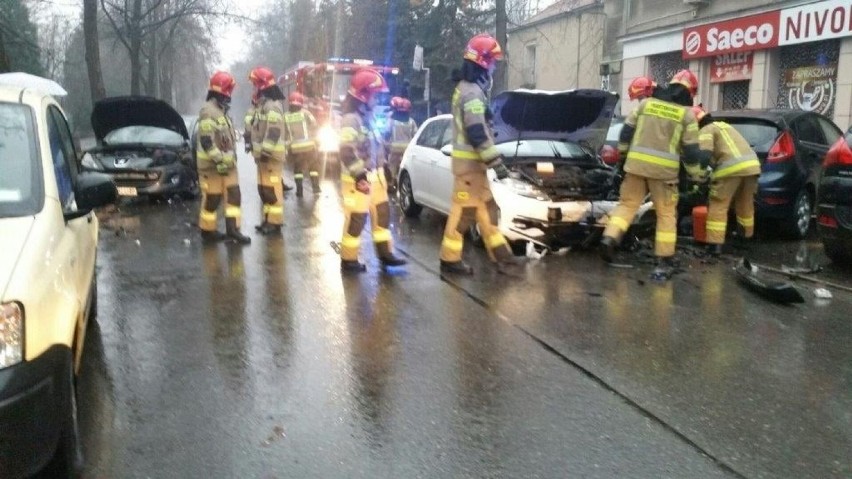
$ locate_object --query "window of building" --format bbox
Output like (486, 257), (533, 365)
(649, 52), (688, 88)
(777, 39), (840, 118)
(524, 43), (537, 88)
(722, 81), (750, 110)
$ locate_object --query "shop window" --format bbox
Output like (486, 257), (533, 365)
(777, 40), (840, 117)
(722, 81), (749, 110)
(649, 52), (687, 88)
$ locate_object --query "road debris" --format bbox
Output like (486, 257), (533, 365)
(734, 258), (805, 304)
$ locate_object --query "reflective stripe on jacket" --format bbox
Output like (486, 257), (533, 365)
(699, 121), (761, 178)
(284, 109), (317, 153)
(623, 98), (699, 180)
(196, 99), (236, 170)
(250, 98), (286, 162)
(451, 80), (500, 176)
(387, 118), (417, 154)
(339, 112), (382, 180)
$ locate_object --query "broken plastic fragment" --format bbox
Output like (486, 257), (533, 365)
(814, 288), (832, 299)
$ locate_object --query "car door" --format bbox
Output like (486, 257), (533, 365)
(790, 114), (830, 188)
(431, 118), (455, 213)
(46, 104), (96, 334)
(407, 118), (446, 209)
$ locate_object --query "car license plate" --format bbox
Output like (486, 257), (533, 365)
(117, 186), (138, 197)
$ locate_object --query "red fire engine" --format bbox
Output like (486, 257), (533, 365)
(279, 58), (400, 152)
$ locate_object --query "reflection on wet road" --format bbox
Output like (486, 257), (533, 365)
(78, 155), (850, 478)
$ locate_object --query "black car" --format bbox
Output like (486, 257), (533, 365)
(817, 125), (852, 264)
(83, 96), (199, 199)
(709, 109), (842, 239)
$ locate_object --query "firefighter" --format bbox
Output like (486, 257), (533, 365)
(600, 69), (707, 278)
(384, 96), (418, 196)
(693, 106), (761, 256)
(248, 67), (287, 235)
(284, 91), (320, 197)
(627, 76), (657, 102)
(196, 71), (251, 244)
(439, 33), (523, 276)
(338, 69), (407, 272)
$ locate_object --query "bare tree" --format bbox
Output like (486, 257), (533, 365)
(84, 0), (107, 100)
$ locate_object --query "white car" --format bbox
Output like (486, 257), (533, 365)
(397, 89), (653, 251)
(0, 84), (116, 477)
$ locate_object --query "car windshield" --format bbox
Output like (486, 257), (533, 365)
(496, 139), (589, 159)
(104, 126), (185, 146)
(0, 102), (41, 218)
(719, 120), (780, 153)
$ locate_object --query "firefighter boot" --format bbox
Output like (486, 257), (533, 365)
(295, 178), (304, 198)
(706, 243), (723, 257)
(225, 218), (251, 245)
(282, 180), (293, 192)
(650, 256), (677, 281)
(311, 175), (321, 194)
(201, 229), (226, 243)
(440, 260), (474, 275)
(376, 242), (407, 268)
(341, 259), (367, 273)
(257, 223), (282, 236)
(599, 235), (618, 263)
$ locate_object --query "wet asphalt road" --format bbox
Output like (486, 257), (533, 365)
(75, 152), (850, 478)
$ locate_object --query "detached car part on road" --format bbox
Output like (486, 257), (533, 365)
(83, 96), (199, 199)
(0, 85), (116, 477)
(398, 89), (653, 251)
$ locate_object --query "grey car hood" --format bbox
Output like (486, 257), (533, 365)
(91, 96), (189, 142)
(491, 89), (619, 153)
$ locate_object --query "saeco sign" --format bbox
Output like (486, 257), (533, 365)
(682, 11), (781, 59)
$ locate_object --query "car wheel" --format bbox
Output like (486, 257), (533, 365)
(41, 361), (82, 478)
(783, 190), (812, 239)
(180, 172), (200, 200)
(399, 172), (422, 218)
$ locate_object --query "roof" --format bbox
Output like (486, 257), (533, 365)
(511, 0), (601, 31)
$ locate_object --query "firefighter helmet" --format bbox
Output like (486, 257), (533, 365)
(671, 69), (699, 97)
(208, 71), (236, 98)
(463, 33), (503, 70)
(347, 69), (388, 104)
(249, 67), (276, 90)
(628, 76), (656, 101)
(288, 91), (305, 107)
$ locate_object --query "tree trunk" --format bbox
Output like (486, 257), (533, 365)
(0, 31), (10, 73)
(493, 0), (508, 94)
(129, 0), (143, 95)
(83, 0), (106, 100)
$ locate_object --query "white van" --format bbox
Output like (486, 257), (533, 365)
(0, 85), (115, 477)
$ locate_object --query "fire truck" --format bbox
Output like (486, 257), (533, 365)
(279, 58), (401, 154)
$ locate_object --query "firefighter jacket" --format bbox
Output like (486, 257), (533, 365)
(699, 121), (761, 178)
(196, 99), (237, 170)
(451, 80), (502, 176)
(386, 117), (418, 155)
(619, 98), (700, 180)
(284, 109), (318, 154)
(339, 111), (384, 181)
(250, 98), (286, 162)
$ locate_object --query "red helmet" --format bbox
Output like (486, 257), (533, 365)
(249, 67), (276, 90)
(628, 76), (656, 101)
(401, 98), (412, 112)
(288, 91), (304, 107)
(671, 69), (699, 97)
(691, 105), (707, 122)
(347, 69), (388, 104)
(208, 71), (236, 98)
(390, 96), (405, 111)
(463, 33), (503, 70)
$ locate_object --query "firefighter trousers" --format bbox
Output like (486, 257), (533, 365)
(256, 160), (285, 226)
(198, 167), (242, 231)
(440, 171), (513, 263)
(340, 170), (396, 261)
(292, 150), (320, 189)
(706, 175), (758, 244)
(603, 173), (679, 257)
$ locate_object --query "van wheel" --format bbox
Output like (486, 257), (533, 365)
(399, 173), (422, 218)
(41, 362), (82, 478)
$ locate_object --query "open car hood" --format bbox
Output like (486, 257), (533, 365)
(91, 96), (189, 142)
(491, 89), (619, 152)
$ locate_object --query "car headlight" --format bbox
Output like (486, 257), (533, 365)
(81, 153), (102, 170)
(317, 125), (339, 153)
(0, 302), (23, 369)
(499, 176), (548, 200)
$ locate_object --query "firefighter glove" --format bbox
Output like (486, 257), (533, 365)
(492, 163), (510, 180)
(684, 163), (708, 183)
(216, 162), (229, 175)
